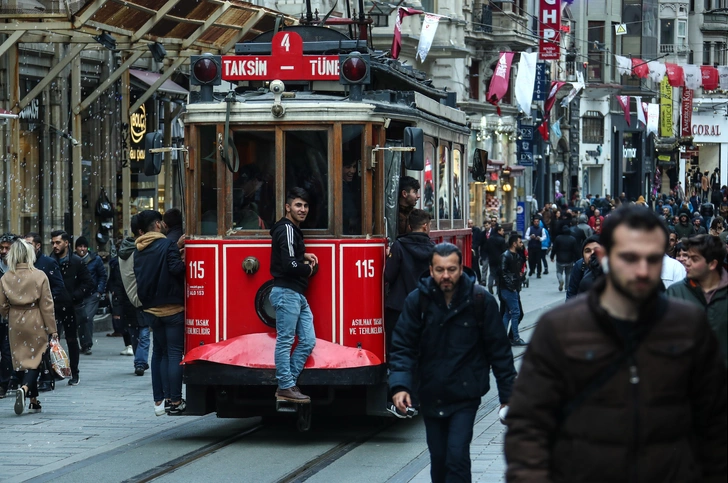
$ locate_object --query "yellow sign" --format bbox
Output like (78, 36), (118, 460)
(615, 23), (627, 35)
(130, 104), (147, 144)
(660, 77), (673, 137)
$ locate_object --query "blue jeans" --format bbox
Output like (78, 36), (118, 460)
(132, 326), (151, 370)
(501, 289), (521, 339)
(145, 311), (184, 403)
(79, 294), (100, 350)
(423, 403), (479, 483)
(269, 287), (316, 390)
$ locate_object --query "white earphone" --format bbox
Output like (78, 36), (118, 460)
(600, 256), (609, 274)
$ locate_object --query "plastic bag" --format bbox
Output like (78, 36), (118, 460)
(49, 339), (71, 378)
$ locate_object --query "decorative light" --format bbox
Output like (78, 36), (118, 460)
(502, 183), (512, 192)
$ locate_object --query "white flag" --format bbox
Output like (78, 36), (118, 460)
(718, 66), (728, 90)
(635, 96), (647, 126)
(647, 103), (659, 136)
(515, 52), (538, 117)
(647, 61), (666, 82)
(561, 71), (585, 107)
(615, 55), (632, 76)
(682, 64), (702, 90)
(416, 14), (440, 62)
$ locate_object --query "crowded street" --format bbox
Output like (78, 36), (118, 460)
(0, 275), (562, 483)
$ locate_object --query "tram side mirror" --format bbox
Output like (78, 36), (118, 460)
(403, 127), (424, 171)
(144, 131), (163, 176)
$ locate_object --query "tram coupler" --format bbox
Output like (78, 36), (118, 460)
(274, 400), (312, 431)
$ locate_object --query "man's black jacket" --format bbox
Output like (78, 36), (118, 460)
(35, 251), (70, 307)
(389, 272), (516, 417)
(486, 234), (507, 268)
(551, 233), (579, 264)
(134, 233), (185, 308)
(269, 218), (311, 294)
(500, 249), (522, 292)
(384, 232), (434, 312)
(51, 251), (95, 306)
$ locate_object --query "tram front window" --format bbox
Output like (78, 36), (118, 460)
(232, 131), (276, 230)
(285, 130), (329, 230)
(342, 125), (363, 235)
(199, 125), (218, 235)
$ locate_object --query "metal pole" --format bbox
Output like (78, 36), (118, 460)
(71, 57), (83, 239)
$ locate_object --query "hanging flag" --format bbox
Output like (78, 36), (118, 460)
(615, 55), (632, 76)
(635, 96), (646, 126)
(487, 52), (515, 116)
(647, 104), (659, 136)
(550, 117), (562, 148)
(538, 119), (549, 142)
(718, 66), (728, 90)
(666, 63), (684, 87)
(680, 89), (693, 138)
(642, 101), (649, 126)
(631, 58), (649, 79)
(660, 77), (673, 137)
(701, 66), (719, 91)
(416, 14), (440, 62)
(647, 61), (666, 82)
(682, 64), (702, 90)
(544, 81), (567, 117)
(515, 52), (538, 117)
(391, 7), (424, 59)
(617, 95), (630, 126)
(561, 71), (585, 107)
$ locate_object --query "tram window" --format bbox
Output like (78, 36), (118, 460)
(342, 125), (363, 235)
(438, 145), (450, 221)
(232, 131), (276, 230)
(285, 130), (329, 229)
(199, 125), (218, 235)
(422, 141), (436, 219)
(452, 148), (463, 221)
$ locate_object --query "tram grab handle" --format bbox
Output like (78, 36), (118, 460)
(369, 146), (416, 170)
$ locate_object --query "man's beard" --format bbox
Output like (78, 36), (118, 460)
(608, 269), (659, 303)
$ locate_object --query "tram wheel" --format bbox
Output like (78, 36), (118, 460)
(296, 404), (312, 432)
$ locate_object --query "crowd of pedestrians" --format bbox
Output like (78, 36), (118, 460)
(0, 208), (186, 416)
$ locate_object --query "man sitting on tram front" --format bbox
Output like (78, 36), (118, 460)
(269, 188), (319, 403)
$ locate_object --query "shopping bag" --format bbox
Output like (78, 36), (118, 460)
(49, 339), (72, 378)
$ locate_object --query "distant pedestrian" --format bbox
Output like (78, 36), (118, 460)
(566, 235), (601, 300)
(500, 234), (527, 346)
(50, 230), (95, 386)
(525, 218), (544, 278)
(505, 205), (727, 482)
(0, 239), (58, 415)
(134, 210), (186, 415)
(389, 243), (516, 483)
(74, 236), (107, 355)
(485, 225), (507, 293)
(269, 188), (318, 404)
(550, 225), (579, 292)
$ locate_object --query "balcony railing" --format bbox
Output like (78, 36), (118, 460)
(660, 43), (690, 54)
(472, 4), (493, 34)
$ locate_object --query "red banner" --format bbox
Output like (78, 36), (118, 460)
(680, 88), (693, 137)
(539, 0), (561, 60)
(701, 66), (719, 90)
(617, 95), (631, 126)
(631, 58), (649, 79)
(666, 63), (685, 87)
(487, 52), (515, 116)
(391, 7), (423, 59)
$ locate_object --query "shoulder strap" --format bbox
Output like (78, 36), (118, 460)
(472, 283), (486, 327)
(418, 291), (430, 321)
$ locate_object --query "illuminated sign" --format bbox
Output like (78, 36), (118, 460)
(129, 104), (147, 161)
(221, 32), (340, 81)
(539, 0), (561, 60)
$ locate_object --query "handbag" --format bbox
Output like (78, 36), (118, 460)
(49, 339), (72, 378)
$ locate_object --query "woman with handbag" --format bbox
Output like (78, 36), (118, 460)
(0, 239), (57, 415)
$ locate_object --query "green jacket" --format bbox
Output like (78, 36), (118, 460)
(667, 270), (728, 367)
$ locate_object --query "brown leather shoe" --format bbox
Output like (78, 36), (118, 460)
(276, 386), (311, 403)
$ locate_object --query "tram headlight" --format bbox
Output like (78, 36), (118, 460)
(339, 52), (371, 85)
(190, 54), (222, 86)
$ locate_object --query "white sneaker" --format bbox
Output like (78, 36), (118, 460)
(120, 346), (133, 356)
(154, 402), (166, 417)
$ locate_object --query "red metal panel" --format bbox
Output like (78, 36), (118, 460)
(185, 244), (220, 349)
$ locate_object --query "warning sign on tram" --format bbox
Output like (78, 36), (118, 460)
(222, 31), (340, 81)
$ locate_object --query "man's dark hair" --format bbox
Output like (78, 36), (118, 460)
(430, 242), (462, 265)
(507, 233), (521, 248)
(286, 187), (310, 205)
(163, 208), (183, 229)
(681, 234), (727, 265)
(137, 210), (163, 234)
(600, 205), (669, 254)
(408, 209), (431, 231)
(0, 233), (19, 243)
(130, 214), (140, 237)
(50, 230), (70, 242)
(399, 176), (420, 195)
(25, 232), (42, 245)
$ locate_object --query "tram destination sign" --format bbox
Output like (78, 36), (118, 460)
(222, 31), (340, 81)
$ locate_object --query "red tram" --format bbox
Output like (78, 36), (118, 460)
(179, 25), (472, 427)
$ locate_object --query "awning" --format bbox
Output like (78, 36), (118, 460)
(129, 69), (188, 97)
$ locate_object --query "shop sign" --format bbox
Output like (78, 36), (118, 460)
(18, 98), (39, 121)
(538, 0), (561, 60)
(659, 78), (672, 137)
(623, 147), (637, 158)
(689, 111), (728, 142)
(691, 124), (722, 136)
(680, 88), (693, 138)
(129, 104), (147, 161)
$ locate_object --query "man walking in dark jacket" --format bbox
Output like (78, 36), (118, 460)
(134, 210), (186, 415)
(505, 205), (727, 482)
(269, 188), (318, 404)
(566, 235), (601, 300)
(384, 209), (434, 355)
(389, 243), (516, 483)
(525, 217), (544, 278)
(74, 236), (107, 355)
(485, 225), (507, 293)
(501, 234), (527, 346)
(550, 225), (580, 291)
(50, 230), (95, 386)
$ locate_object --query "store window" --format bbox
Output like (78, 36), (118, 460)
(232, 130), (276, 230)
(582, 111), (604, 144)
(285, 130), (329, 230)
